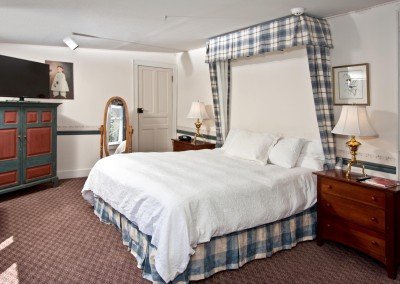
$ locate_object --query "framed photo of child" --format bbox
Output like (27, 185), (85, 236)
(45, 60), (74, 100)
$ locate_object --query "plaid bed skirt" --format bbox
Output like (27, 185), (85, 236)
(93, 197), (316, 283)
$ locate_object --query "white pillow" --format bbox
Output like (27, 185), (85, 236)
(300, 140), (324, 158)
(295, 140), (325, 170)
(223, 130), (278, 165)
(296, 155), (324, 171)
(269, 138), (306, 168)
(221, 129), (238, 151)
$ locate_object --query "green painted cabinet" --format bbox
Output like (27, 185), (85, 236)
(0, 101), (60, 195)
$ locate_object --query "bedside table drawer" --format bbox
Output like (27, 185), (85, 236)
(173, 142), (196, 152)
(320, 178), (385, 208)
(172, 139), (215, 152)
(321, 193), (385, 233)
(321, 218), (386, 262)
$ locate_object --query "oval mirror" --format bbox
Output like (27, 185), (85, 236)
(100, 96), (133, 157)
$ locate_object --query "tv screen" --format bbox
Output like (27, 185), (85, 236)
(0, 55), (50, 99)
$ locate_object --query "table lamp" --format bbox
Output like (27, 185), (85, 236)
(187, 101), (210, 143)
(331, 105), (377, 178)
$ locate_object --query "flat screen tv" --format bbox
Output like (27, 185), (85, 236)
(0, 55), (50, 100)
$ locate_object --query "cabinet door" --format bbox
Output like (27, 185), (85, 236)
(22, 107), (56, 183)
(0, 107), (22, 189)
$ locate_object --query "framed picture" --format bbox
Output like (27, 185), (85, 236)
(45, 60), (74, 100)
(333, 63), (369, 105)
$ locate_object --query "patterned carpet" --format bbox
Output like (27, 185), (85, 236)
(0, 178), (398, 284)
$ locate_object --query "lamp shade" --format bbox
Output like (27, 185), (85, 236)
(187, 101), (210, 119)
(331, 105), (377, 137)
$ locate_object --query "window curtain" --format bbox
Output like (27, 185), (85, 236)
(209, 61), (231, 147)
(206, 14), (336, 168)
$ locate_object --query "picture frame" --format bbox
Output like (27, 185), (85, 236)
(45, 60), (74, 100)
(333, 63), (370, 105)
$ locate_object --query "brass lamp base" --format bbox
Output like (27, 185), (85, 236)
(345, 135), (366, 179)
(193, 118), (203, 143)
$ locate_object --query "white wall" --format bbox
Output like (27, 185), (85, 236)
(328, 1), (399, 177)
(231, 47), (320, 140)
(0, 43), (176, 178)
(176, 48), (215, 137)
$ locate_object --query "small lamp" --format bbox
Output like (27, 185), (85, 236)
(187, 101), (210, 143)
(331, 105), (377, 178)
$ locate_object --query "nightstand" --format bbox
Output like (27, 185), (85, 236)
(314, 170), (399, 279)
(171, 139), (215, 152)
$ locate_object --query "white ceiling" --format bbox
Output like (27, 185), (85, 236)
(0, 0), (395, 52)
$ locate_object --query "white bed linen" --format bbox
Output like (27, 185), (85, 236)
(82, 149), (316, 282)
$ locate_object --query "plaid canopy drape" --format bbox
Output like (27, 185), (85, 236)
(206, 14), (336, 168)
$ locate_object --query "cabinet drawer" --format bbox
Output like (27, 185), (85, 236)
(320, 178), (385, 208)
(173, 142), (195, 152)
(321, 193), (385, 233)
(321, 218), (386, 263)
(172, 140), (215, 152)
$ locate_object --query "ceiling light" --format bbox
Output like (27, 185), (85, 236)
(291, 7), (305, 16)
(63, 37), (78, 50)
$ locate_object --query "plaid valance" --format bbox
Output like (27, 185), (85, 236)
(206, 15), (333, 63)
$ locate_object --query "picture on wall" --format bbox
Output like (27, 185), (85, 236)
(45, 60), (74, 100)
(333, 63), (369, 105)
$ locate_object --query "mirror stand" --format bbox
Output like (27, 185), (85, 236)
(99, 96), (133, 158)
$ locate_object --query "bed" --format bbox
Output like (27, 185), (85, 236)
(82, 148), (317, 283)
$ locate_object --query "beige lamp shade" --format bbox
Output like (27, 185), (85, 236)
(331, 105), (377, 137)
(187, 101), (210, 120)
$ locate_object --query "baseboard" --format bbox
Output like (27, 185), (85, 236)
(57, 168), (91, 179)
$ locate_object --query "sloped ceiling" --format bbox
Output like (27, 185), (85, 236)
(0, 0), (395, 52)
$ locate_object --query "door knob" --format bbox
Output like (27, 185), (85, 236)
(137, 107), (144, 113)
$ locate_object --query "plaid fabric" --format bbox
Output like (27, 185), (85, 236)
(209, 61), (231, 147)
(94, 197), (316, 284)
(206, 14), (336, 168)
(306, 45), (336, 168)
(205, 15), (332, 63)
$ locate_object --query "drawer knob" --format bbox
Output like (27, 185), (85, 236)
(371, 196), (377, 201)
(370, 217), (377, 222)
(327, 185), (332, 189)
(326, 223), (331, 228)
(326, 203), (331, 207)
(371, 241), (378, 246)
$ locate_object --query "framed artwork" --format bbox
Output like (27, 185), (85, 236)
(333, 63), (369, 105)
(45, 60), (74, 100)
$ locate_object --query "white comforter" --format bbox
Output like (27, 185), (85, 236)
(82, 149), (316, 282)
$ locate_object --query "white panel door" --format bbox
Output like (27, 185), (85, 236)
(138, 66), (173, 152)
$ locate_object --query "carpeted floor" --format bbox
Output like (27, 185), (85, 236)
(0, 179), (398, 284)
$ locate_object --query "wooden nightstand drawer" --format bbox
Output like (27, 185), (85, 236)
(173, 142), (197, 151)
(320, 178), (385, 209)
(321, 193), (385, 233)
(321, 218), (386, 263)
(172, 139), (215, 152)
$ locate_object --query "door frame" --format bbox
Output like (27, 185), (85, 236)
(133, 60), (178, 152)
(397, 10), (400, 179)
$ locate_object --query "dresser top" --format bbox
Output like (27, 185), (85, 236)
(314, 169), (400, 192)
(0, 100), (61, 107)
(172, 138), (215, 146)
